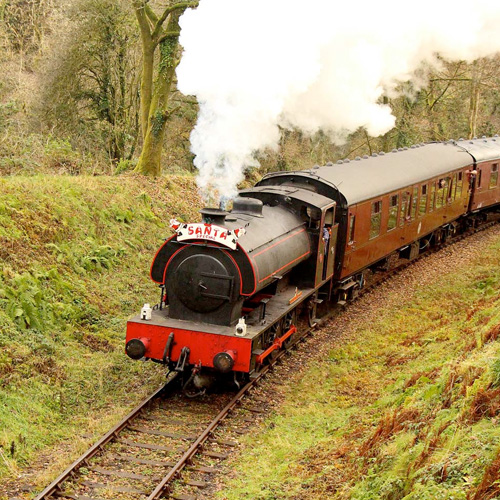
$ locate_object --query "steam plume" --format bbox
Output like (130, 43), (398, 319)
(177, 0), (500, 201)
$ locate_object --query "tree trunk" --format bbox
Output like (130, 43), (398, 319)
(134, 11), (181, 176)
(469, 62), (481, 139)
(135, 123), (165, 174)
(139, 45), (155, 140)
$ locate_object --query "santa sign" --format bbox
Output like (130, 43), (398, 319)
(170, 220), (245, 250)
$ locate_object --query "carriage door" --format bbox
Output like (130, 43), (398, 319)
(315, 203), (337, 286)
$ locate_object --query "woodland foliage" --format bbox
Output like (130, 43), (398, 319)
(0, 1), (500, 177)
(36, 0), (141, 163)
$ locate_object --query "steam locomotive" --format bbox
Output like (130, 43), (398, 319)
(126, 137), (500, 390)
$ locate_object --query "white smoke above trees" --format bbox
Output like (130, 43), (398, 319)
(177, 0), (500, 202)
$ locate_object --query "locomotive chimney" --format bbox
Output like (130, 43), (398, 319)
(200, 207), (228, 225)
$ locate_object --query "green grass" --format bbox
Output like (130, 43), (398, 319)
(0, 173), (201, 487)
(219, 233), (500, 500)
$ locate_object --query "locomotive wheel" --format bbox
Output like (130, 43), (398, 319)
(264, 321), (282, 364)
(307, 296), (318, 327)
(283, 308), (298, 348)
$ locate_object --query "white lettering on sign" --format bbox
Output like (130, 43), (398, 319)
(169, 220), (245, 250)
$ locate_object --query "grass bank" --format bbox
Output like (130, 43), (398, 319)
(0, 173), (201, 489)
(220, 230), (500, 500)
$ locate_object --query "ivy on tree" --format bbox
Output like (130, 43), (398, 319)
(133, 0), (199, 176)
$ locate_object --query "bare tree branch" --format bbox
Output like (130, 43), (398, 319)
(429, 78), (472, 83)
(133, 1), (152, 45)
(429, 64), (463, 111)
(157, 31), (181, 44)
(144, 4), (158, 24)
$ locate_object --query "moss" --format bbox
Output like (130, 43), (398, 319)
(159, 36), (178, 73)
(151, 109), (167, 138)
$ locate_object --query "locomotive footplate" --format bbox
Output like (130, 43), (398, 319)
(126, 285), (316, 373)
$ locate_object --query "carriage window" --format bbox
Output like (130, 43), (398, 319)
(419, 185), (428, 216)
(429, 182), (436, 212)
(478, 169), (482, 188)
(400, 192), (409, 226)
(448, 175), (455, 201)
(388, 195), (398, 231)
(410, 186), (418, 219)
(436, 178), (446, 208)
(490, 164), (498, 188)
(456, 172), (463, 198)
(370, 201), (382, 239)
(349, 214), (356, 243)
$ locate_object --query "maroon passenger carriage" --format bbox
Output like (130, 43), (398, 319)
(126, 138), (500, 390)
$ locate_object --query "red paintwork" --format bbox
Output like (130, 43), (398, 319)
(150, 234), (176, 284)
(252, 228), (307, 257)
(255, 325), (296, 364)
(126, 320), (253, 372)
(139, 337), (150, 350)
(232, 243), (257, 295)
(225, 350), (236, 361)
(256, 251), (311, 283)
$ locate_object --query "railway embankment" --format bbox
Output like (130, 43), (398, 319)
(218, 226), (500, 500)
(2, 173), (499, 500)
(0, 174), (201, 493)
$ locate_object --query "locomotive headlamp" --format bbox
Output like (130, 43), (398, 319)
(235, 318), (247, 337)
(213, 351), (236, 373)
(126, 337), (150, 360)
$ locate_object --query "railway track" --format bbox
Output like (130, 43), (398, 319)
(31, 219), (499, 500)
(33, 326), (311, 500)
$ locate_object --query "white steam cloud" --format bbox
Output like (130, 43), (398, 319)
(177, 0), (500, 201)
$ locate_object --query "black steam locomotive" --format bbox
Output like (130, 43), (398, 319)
(126, 137), (500, 389)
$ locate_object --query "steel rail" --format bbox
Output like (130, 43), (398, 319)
(34, 375), (178, 500)
(147, 325), (312, 499)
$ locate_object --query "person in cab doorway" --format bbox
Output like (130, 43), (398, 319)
(323, 226), (330, 256)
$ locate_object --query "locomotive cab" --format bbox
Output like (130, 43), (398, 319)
(238, 186), (338, 289)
